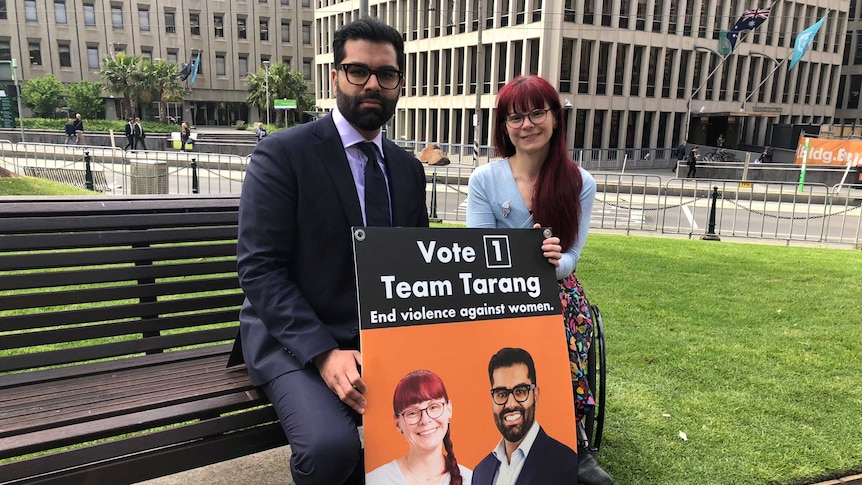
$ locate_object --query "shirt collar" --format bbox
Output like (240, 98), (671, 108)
(332, 107), (383, 156)
(492, 420), (541, 463)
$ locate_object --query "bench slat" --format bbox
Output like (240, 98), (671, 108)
(0, 243), (237, 271)
(0, 407), (282, 485)
(2, 210), (240, 234)
(0, 226), (238, 251)
(0, 327), (237, 373)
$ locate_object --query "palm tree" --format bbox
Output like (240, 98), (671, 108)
(142, 60), (184, 124)
(246, 63), (314, 128)
(99, 53), (143, 119)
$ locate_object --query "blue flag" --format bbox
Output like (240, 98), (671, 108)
(789, 15), (827, 70)
(725, 6), (772, 52)
(189, 51), (202, 85)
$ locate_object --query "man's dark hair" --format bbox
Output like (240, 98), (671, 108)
(332, 17), (405, 72)
(488, 347), (537, 386)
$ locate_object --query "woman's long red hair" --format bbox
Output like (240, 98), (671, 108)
(493, 75), (584, 252)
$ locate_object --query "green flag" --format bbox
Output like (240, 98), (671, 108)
(718, 30), (732, 56)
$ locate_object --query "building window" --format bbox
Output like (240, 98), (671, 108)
(25, 0), (37, 21)
(141, 49), (152, 62)
(0, 0), (6, 20)
(29, 41), (42, 66)
(84, 3), (95, 25)
(302, 23), (311, 44)
(54, 0), (67, 24)
(167, 50), (178, 64)
(302, 58), (312, 80)
(0, 40), (11, 61)
(281, 0), (290, 4)
(302, 0), (310, 7)
(165, 11), (176, 33)
(216, 54), (226, 76)
(111, 6), (123, 29)
(190, 13), (201, 35)
(58, 42), (72, 67)
(260, 19), (270, 41)
(239, 55), (249, 76)
(238, 17), (247, 40)
(139, 8), (150, 31)
(281, 20), (291, 43)
(214, 15), (224, 37)
(87, 46), (99, 69)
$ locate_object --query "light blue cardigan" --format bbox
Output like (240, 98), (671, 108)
(466, 158), (596, 280)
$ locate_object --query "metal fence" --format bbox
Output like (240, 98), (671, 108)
(2, 141), (860, 247)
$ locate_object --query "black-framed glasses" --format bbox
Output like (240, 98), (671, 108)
(491, 384), (536, 405)
(505, 108), (552, 128)
(397, 401), (447, 425)
(338, 63), (403, 90)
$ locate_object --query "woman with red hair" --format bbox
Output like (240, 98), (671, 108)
(466, 75), (612, 484)
(366, 370), (470, 484)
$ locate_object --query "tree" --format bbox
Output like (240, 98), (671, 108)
(66, 80), (105, 119)
(140, 60), (184, 124)
(99, 53), (144, 119)
(246, 63), (314, 128)
(20, 74), (65, 117)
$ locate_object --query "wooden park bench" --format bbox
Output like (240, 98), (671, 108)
(0, 195), (289, 485)
(22, 166), (111, 192)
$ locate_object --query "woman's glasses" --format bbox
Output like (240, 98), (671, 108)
(505, 108), (552, 128)
(397, 401), (446, 425)
(339, 63), (403, 90)
(490, 384), (536, 405)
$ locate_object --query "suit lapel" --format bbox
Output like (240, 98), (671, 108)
(382, 140), (416, 227)
(515, 427), (548, 485)
(313, 115), (364, 228)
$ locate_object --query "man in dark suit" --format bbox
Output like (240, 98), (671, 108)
(228, 18), (428, 485)
(123, 118), (135, 150)
(473, 348), (580, 485)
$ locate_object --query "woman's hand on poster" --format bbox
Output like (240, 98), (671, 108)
(534, 223), (562, 268)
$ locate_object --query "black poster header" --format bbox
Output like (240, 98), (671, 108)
(353, 227), (560, 329)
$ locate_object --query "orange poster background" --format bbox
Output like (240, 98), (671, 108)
(361, 314), (578, 472)
(794, 137), (862, 165)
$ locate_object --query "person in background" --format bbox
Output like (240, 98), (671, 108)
(466, 75), (611, 485)
(227, 17), (428, 485)
(254, 122), (267, 143)
(761, 144), (774, 163)
(675, 141), (686, 173)
(686, 146), (699, 179)
(123, 118), (135, 150)
(717, 134), (725, 148)
(366, 370), (471, 485)
(134, 117), (148, 150)
(64, 118), (76, 145)
(72, 113), (85, 145)
(180, 122), (191, 152)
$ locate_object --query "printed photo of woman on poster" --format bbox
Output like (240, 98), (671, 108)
(366, 369), (473, 485)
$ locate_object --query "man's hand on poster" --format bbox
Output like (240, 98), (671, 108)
(534, 223), (562, 268)
(313, 348), (368, 414)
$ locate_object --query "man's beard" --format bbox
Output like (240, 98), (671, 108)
(494, 402), (536, 443)
(336, 85), (398, 132)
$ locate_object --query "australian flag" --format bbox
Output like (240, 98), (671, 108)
(725, 6), (772, 52)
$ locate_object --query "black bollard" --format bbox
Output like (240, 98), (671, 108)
(701, 186), (721, 241)
(83, 151), (94, 191)
(191, 158), (199, 194)
(429, 171), (441, 222)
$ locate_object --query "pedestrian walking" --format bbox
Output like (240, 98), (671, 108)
(687, 146), (699, 179)
(134, 117), (148, 150)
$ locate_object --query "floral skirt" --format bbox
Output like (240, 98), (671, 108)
(559, 273), (596, 421)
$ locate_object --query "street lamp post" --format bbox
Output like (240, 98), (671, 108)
(263, 60), (270, 128)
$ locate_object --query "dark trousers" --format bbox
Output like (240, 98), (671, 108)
(263, 367), (364, 485)
(687, 165), (697, 178)
(124, 135), (135, 150)
(136, 136), (147, 150)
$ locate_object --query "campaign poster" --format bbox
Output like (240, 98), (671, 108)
(353, 227), (579, 483)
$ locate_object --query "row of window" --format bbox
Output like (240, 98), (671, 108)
(0, 37), (314, 82)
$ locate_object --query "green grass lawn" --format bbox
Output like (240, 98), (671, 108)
(0, 175), (99, 195)
(577, 234), (862, 485)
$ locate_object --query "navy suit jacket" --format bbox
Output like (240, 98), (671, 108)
(472, 426), (579, 485)
(227, 114), (429, 386)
